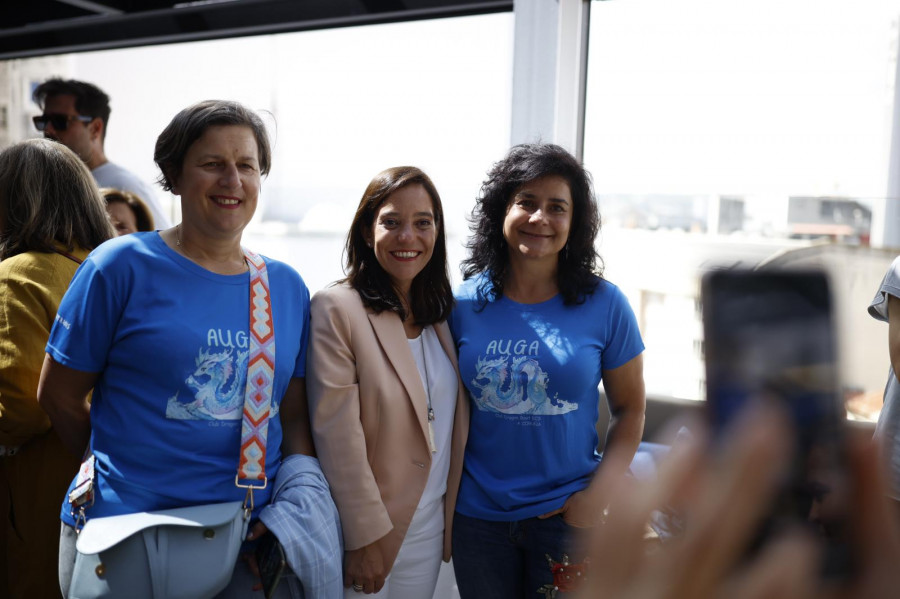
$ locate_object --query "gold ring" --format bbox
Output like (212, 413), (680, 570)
(352, 583), (364, 592)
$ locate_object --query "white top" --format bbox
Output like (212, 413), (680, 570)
(408, 326), (457, 509)
(93, 161), (171, 229)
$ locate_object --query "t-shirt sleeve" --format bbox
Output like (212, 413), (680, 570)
(45, 258), (121, 373)
(450, 278), (481, 350)
(601, 285), (645, 371)
(869, 256), (900, 322)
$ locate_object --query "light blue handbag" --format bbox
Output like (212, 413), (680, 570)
(67, 501), (248, 599)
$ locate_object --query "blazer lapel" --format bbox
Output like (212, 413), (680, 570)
(367, 311), (430, 441)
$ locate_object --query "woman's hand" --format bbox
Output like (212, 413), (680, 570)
(539, 488), (604, 528)
(344, 542), (386, 594)
(824, 440), (900, 599)
(243, 521), (271, 592)
(539, 355), (647, 529)
(579, 407), (821, 599)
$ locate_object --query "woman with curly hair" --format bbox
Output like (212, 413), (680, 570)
(449, 143), (646, 597)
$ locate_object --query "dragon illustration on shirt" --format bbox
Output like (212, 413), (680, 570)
(167, 346), (269, 420)
(471, 354), (577, 416)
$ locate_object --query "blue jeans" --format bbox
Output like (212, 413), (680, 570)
(451, 511), (584, 599)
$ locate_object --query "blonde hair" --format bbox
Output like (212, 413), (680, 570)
(0, 138), (114, 260)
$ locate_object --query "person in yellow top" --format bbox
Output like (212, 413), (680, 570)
(0, 138), (114, 599)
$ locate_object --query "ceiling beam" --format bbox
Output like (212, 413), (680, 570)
(0, 0), (512, 60)
(55, 0), (124, 16)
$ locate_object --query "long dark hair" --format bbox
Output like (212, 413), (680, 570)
(343, 166), (453, 324)
(0, 139), (114, 260)
(462, 143), (603, 306)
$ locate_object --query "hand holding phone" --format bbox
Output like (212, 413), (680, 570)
(701, 268), (852, 580)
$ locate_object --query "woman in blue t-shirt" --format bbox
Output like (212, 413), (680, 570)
(38, 101), (326, 598)
(450, 143), (646, 598)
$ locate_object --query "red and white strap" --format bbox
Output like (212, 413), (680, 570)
(236, 249), (275, 497)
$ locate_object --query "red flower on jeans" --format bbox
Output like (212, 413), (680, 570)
(537, 553), (590, 598)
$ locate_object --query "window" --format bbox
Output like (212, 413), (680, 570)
(9, 12), (513, 292)
(584, 0), (900, 420)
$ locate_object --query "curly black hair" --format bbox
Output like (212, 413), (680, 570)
(461, 143), (603, 306)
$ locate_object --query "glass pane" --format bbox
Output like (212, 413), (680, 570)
(585, 0), (900, 419)
(6, 13), (514, 293)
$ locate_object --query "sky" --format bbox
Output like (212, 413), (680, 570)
(585, 0), (900, 200)
(30, 1), (900, 232)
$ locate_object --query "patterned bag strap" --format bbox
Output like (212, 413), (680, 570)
(235, 248), (276, 510)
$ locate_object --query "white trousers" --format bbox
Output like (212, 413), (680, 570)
(345, 498), (444, 599)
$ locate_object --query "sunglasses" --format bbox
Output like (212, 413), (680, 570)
(32, 113), (94, 132)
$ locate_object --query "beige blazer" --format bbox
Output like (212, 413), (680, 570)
(306, 284), (469, 571)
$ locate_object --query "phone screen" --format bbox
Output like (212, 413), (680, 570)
(255, 532), (287, 599)
(701, 269), (852, 579)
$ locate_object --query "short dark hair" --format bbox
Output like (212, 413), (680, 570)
(343, 166), (453, 325)
(0, 139), (114, 260)
(33, 78), (111, 141)
(100, 187), (155, 232)
(154, 100), (272, 192)
(462, 143), (603, 306)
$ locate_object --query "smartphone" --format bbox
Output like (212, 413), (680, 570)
(255, 532), (287, 599)
(701, 268), (852, 580)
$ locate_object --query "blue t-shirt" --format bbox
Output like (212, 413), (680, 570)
(450, 276), (644, 520)
(47, 232), (310, 525)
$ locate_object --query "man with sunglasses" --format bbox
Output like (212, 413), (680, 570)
(32, 78), (170, 228)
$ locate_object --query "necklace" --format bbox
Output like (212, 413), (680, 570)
(418, 327), (437, 454)
(174, 224), (248, 273)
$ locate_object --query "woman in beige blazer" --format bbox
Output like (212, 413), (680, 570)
(307, 166), (469, 598)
